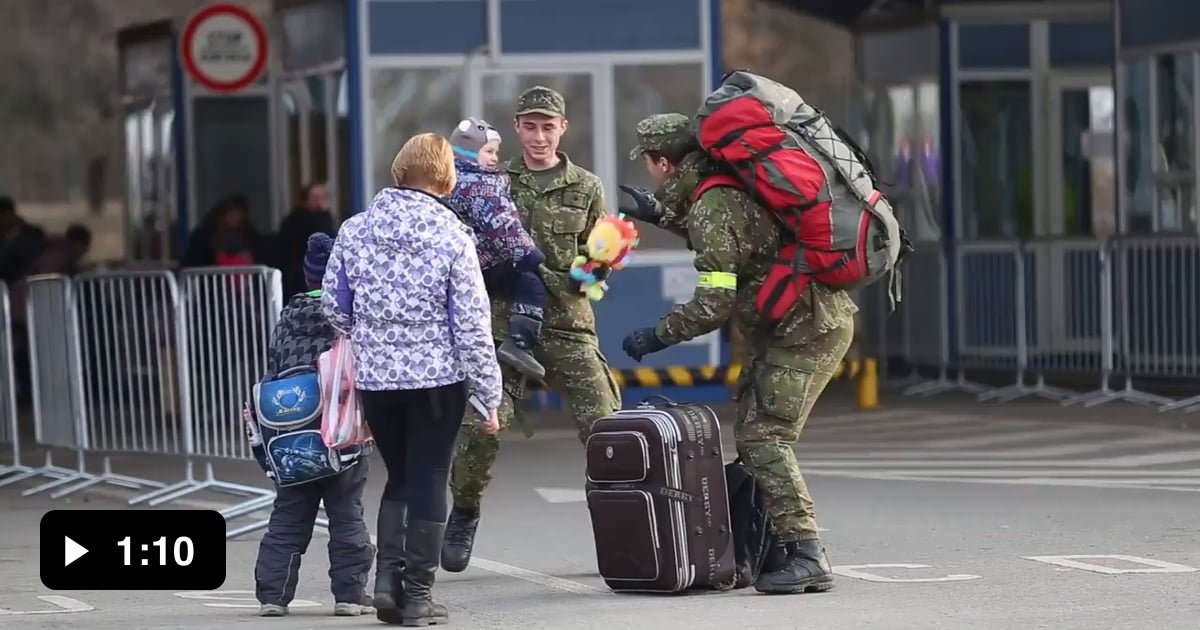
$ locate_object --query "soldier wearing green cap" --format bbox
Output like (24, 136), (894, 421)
(619, 112), (702, 239)
(618, 111), (856, 596)
(442, 85), (621, 573)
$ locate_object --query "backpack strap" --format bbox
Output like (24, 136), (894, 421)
(691, 174), (744, 204)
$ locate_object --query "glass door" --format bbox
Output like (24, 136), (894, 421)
(1048, 75), (1115, 237)
(466, 66), (604, 178)
(1152, 52), (1196, 232)
(124, 99), (175, 263)
(280, 70), (348, 222)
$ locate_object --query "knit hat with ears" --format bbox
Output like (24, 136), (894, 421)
(450, 117), (502, 159)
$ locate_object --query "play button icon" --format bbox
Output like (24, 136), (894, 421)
(64, 536), (88, 567)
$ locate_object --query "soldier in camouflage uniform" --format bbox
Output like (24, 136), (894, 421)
(620, 113), (857, 595)
(442, 86), (622, 572)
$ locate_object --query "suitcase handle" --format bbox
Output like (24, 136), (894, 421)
(637, 394), (678, 407)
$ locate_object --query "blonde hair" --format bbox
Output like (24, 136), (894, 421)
(391, 133), (456, 195)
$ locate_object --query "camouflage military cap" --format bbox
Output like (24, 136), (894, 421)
(629, 113), (693, 160)
(515, 85), (566, 118)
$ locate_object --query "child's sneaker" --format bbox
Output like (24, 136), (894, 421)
(334, 601), (374, 616)
(498, 314), (545, 379)
(258, 604), (288, 617)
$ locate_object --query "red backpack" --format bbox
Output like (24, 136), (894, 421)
(693, 71), (907, 323)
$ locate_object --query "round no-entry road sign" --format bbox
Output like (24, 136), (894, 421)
(181, 4), (268, 93)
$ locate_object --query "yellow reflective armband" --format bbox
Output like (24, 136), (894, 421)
(697, 271), (737, 290)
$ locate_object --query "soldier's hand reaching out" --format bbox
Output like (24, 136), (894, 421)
(618, 185), (664, 224)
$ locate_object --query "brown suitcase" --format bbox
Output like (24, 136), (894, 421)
(584, 398), (737, 593)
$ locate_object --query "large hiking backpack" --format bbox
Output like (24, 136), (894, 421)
(694, 70), (908, 320)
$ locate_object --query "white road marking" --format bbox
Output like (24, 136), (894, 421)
(808, 471), (1200, 493)
(799, 433), (1192, 458)
(801, 457), (1200, 468)
(0, 595), (94, 615)
(367, 534), (603, 595)
(806, 468), (1200, 478)
(174, 590), (321, 608)
(912, 425), (1124, 449)
(469, 558), (606, 595)
(535, 487), (587, 503)
(1022, 555), (1198, 575)
(833, 564), (982, 583)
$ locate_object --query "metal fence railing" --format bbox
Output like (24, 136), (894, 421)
(1, 275), (95, 495)
(140, 267), (283, 525)
(0, 267), (285, 537)
(877, 236), (1200, 412)
(0, 280), (30, 482)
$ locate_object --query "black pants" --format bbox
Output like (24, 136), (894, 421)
(359, 381), (466, 522)
(254, 459), (374, 606)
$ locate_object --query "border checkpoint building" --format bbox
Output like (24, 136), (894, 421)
(114, 0), (1200, 406)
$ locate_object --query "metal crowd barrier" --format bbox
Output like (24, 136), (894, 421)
(1117, 237), (1200, 412)
(883, 236), (1200, 411)
(170, 267), (286, 535)
(888, 242), (995, 397)
(0, 281), (30, 481)
(0, 267), (295, 538)
(0, 275), (95, 494)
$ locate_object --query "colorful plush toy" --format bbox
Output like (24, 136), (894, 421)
(569, 215), (640, 300)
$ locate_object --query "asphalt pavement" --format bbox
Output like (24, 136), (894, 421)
(2, 390), (1200, 629)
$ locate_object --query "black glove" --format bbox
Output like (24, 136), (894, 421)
(623, 327), (669, 362)
(618, 185), (664, 224)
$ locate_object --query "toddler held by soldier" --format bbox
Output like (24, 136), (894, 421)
(445, 117), (548, 380)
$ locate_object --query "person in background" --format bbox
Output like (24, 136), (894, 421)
(26, 224), (91, 276)
(322, 132), (501, 627)
(181, 194), (264, 268)
(445, 117), (548, 380)
(0, 196), (46, 284)
(276, 182), (336, 296)
(251, 232), (376, 619)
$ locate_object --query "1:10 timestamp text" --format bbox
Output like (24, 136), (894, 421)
(117, 536), (195, 566)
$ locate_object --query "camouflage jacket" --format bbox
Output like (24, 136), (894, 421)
(652, 152), (859, 352)
(653, 152), (706, 241)
(498, 152), (608, 335)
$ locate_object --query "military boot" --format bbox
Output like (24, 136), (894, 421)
(440, 507), (479, 573)
(398, 519), (450, 626)
(754, 540), (835, 595)
(496, 314), (545, 380)
(373, 500), (408, 611)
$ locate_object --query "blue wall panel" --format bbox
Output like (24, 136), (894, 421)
(591, 264), (720, 370)
(367, 0), (486, 55)
(1119, 0), (1200, 52)
(501, 0), (701, 53)
(1050, 21), (1114, 68)
(957, 22), (1031, 69)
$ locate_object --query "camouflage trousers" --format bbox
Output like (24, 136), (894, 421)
(449, 327), (622, 513)
(734, 320), (853, 541)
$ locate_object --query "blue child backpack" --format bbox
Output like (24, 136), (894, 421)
(251, 366), (363, 487)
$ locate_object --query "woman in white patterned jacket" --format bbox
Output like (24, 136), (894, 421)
(322, 132), (501, 627)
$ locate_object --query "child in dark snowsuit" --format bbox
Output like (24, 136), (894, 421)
(249, 233), (376, 618)
(446, 117), (548, 380)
